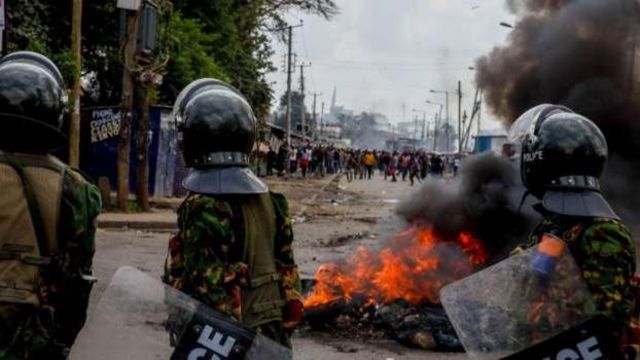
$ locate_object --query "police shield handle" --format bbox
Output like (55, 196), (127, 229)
(70, 266), (292, 360)
(531, 234), (565, 276)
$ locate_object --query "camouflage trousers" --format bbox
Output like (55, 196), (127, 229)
(0, 306), (68, 360)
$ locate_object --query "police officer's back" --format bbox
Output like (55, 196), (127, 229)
(0, 52), (101, 359)
(163, 79), (303, 348)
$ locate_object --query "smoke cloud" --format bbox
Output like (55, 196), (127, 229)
(396, 153), (536, 261)
(476, 0), (640, 223)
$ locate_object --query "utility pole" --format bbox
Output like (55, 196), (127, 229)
(477, 91), (482, 136)
(429, 89), (449, 151)
(69, 0), (83, 168)
(457, 81), (462, 153)
(283, 21), (303, 146)
(434, 105), (442, 152)
(299, 62), (311, 139)
(310, 92), (321, 140)
(320, 102), (325, 139)
(117, 5), (141, 210)
(422, 111), (426, 144)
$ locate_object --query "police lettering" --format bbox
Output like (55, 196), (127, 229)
(187, 325), (237, 360)
(523, 150), (544, 162)
(541, 336), (603, 360)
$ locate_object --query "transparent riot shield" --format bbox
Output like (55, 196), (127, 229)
(70, 266), (292, 360)
(440, 243), (599, 359)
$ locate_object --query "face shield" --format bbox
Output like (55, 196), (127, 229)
(508, 104), (574, 145)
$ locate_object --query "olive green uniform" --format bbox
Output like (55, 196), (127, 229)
(0, 153), (101, 360)
(164, 192), (302, 348)
(521, 209), (637, 354)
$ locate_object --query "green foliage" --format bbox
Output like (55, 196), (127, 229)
(275, 90), (311, 130)
(51, 51), (78, 86)
(173, 0), (337, 119)
(159, 13), (229, 102)
(4, 0), (338, 115)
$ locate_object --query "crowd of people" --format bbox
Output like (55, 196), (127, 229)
(263, 142), (463, 186)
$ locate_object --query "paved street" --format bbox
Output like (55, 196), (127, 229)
(89, 172), (467, 359)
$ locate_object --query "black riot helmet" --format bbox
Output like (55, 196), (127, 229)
(0, 51), (68, 152)
(510, 104), (616, 218)
(173, 78), (267, 194)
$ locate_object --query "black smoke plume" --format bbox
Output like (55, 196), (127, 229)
(396, 153), (536, 261)
(476, 0), (640, 223)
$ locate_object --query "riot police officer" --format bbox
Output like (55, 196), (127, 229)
(0, 51), (101, 359)
(511, 104), (637, 356)
(163, 79), (303, 348)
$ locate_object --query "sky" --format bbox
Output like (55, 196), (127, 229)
(266, 0), (517, 132)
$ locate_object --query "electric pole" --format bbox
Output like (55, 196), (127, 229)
(299, 62), (311, 139)
(310, 92), (322, 140)
(477, 91), (482, 136)
(457, 80), (462, 153)
(283, 21), (303, 146)
(320, 102), (325, 139)
(117, 5), (141, 210)
(422, 111), (426, 144)
(69, 0), (83, 168)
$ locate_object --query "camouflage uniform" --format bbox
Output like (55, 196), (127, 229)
(521, 209), (637, 350)
(0, 158), (102, 360)
(164, 192), (302, 348)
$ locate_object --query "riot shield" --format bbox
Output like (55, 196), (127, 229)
(440, 244), (599, 359)
(70, 266), (292, 360)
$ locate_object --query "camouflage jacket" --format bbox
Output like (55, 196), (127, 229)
(524, 211), (636, 336)
(0, 161), (101, 360)
(164, 192), (302, 328)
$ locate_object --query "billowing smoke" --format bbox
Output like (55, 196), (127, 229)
(396, 153), (536, 261)
(476, 0), (640, 223)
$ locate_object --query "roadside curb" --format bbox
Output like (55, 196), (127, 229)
(98, 174), (341, 231)
(97, 219), (177, 231)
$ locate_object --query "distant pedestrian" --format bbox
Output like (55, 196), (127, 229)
(276, 144), (287, 176)
(363, 150), (376, 180)
(400, 153), (410, 181)
(389, 152), (399, 182)
(266, 146), (276, 176)
(289, 146), (298, 174)
(300, 147), (311, 178)
(409, 155), (421, 186)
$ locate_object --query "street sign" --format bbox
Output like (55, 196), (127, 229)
(117, 0), (140, 10)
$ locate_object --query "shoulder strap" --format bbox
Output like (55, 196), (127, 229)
(1, 153), (50, 257)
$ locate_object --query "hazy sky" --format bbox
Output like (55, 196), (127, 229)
(266, 0), (517, 131)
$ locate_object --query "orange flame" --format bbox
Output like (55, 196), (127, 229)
(304, 225), (489, 309)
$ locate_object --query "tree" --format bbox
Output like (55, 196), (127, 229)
(6, 1), (121, 105)
(275, 90), (310, 134)
(173, 0), (338, 119)
(158, 13), (229, 102)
